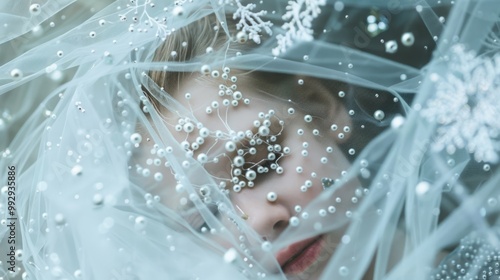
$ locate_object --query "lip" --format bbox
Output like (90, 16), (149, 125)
(276, 235), (324, 274)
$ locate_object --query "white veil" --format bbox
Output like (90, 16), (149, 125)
(1, 0), (499, 279)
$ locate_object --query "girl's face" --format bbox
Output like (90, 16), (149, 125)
(154, 73), (358, 279)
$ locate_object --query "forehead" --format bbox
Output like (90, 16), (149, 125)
(169, 76), (292, 129)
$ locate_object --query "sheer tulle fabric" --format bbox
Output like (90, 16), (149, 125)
(0, 0), (499, 279)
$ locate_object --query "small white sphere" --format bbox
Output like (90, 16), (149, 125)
(290, 217), (300, 227)
(401, 32), (415, 47)
(10, 68), (23, 79)
(245, 170), (257, 181)
(266, 192), (278, 202)
(183, 122), (194, 133)
(29, 4), (41, 15)
(385, 40), (398, 53)
(258, 126), (270, 136)
(200, 64), (211, 75)
(225, 141), (236, 152)
(197, 153), (208, 163)
(233, 156), (245, 167)
(236, 31), (248, 43)
(373, 110), (385, 121)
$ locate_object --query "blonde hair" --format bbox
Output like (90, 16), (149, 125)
(150, 15), (237, 92)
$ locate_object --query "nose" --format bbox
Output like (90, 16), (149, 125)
(232, 190), (291, 241)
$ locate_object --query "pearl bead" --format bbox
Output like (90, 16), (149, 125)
(199, 127), (210, 138)
(172, 6), (184, 16)
(276, 166), (284, 174)
(200, 64), (211, 75)
(233, 156), (245, 167)
(130, 133), (142, 144)
(374, 110), (385, 121)
(154, 172), (163, 181)
(236, 31), (248, 43)
(261, 241), (272, 252)
(225, 141), (236, 152)
(266, 192), (278, 202)
(401, 32), (415, 46)
(233, 169), (242, 176)
(180, 141), (189, 150)
(233, 91), (242, 100)
(29, 4), (41, 15)
(10, 68), (23, 79)
(55, 213), (65, 225)
(385, 40), (398, 53)
(197, 153), (208, 163)
(245, 170), (257, 181)
(183, 122), (194, 133)
(290, 217), (300, 227)
(258, 126), (270, 136)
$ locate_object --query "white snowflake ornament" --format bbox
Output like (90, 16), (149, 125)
(272, 0), (326, 56)
(231, 0), (273, 44)
(421, 45), (500, 163)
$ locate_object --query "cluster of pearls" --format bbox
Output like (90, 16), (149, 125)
(366, 13), (389, 37)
